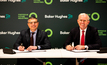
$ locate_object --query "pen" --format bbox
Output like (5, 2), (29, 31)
(72, 42), (74, 47)
(70, 42), (74, 50)
(70, 43), (72, 46)
(70, 42), (74, 47)
(21, 43), (23, 48)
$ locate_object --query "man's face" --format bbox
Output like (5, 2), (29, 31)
(77, 14), (90, 30)
(27, 18), (39, 32)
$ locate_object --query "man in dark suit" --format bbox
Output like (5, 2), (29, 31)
(13, 16), (51, 65)
(63, 13), (102, 65)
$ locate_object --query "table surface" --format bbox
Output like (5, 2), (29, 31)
(0, 49), (107, 58)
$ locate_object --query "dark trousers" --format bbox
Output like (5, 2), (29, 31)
(64, 58), (97, 65)
(16, 58), (45, 65)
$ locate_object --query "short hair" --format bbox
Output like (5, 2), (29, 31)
(28, 15), (38, 22)
(78, 13), (90, 21)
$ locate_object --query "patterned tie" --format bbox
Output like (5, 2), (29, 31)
(81, 30), (85, 45)
(30, 32), (34, 46)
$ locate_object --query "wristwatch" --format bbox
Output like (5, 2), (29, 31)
(37, 45), (41, 50)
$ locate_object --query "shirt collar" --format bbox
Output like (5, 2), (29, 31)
(80, 28), (87, 32)
(30, 29), (37, 34)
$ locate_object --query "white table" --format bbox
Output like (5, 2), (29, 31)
(60, 49), (107, 58)
(0, 49), (107, 58)
(0, 49), (107, 65)
(0, 49), (62, 58)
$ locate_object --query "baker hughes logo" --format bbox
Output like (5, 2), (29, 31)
(18, 12), (37, 19)
(60, 30), (107, 36)
(0, 31), (20, 35)
(0, 14), (10, 19)
(0, 29), (53, 37)
(33, 0), (53, 5)
(60, 0), (88, 3)
(0, 0), (26, 3)
(45, 14), (73, 19)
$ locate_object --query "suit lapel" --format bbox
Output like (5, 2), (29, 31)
(77, 27), (80, 45)
(36, 29), (41, 45)
(74, 27), (80, 45)
(85, 26), (90, 45)
(26, 29), (30, 45)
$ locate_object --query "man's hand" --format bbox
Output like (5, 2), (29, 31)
(74, 45), (85, 50)
(66, 45), (74, 51)
(26, 46), (37, 51)
(18, 46), (25, 51)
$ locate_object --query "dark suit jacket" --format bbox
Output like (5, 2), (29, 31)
(13, 28), (51, 49)
(63, 25), (102, 50)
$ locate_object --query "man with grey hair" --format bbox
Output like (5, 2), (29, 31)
(63, 13), (102, 65)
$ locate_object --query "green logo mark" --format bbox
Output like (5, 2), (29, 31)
(46, 61), (52, 65)
(88, 12), (100, 21)
(44, 0), (53, 5)
(21, 0), (26, 3)
(29, 12), (38, 18)
(83, 0), (88, 3)
(33, 0), (53, 5)
(91, 12), (100, 21)
(18, 12), (37, 19)
(45, 29), (53, 37)
(68, 14), (73, 19)
(5, 14), (10, 19)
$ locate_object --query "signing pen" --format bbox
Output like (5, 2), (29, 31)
(21, 43), (23, 48)
(72, 42), (74, 47)
(70, 42), (74, 47)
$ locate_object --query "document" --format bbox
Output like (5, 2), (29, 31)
(13, 49), (46, 53)
(72, 50), (99, 53)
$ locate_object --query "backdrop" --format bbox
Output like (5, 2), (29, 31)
(0, 0), (107, 65)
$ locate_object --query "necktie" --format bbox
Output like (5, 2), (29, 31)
(30, 32), (34, 46)
(81, 30), (85, 45)
(80, 31), (85, 64)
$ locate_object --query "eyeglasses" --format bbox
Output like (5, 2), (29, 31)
(28, 22), (38, 24)
(79, 19), (89, 22)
